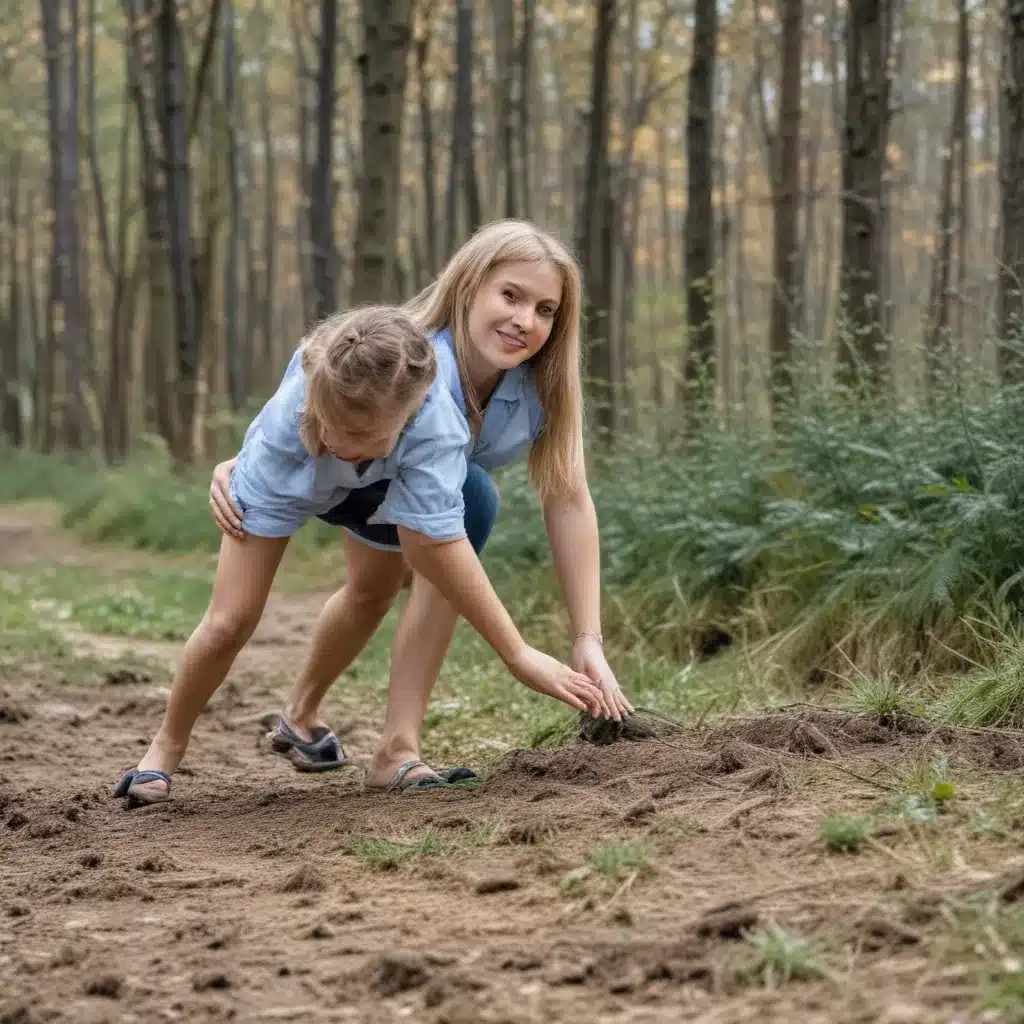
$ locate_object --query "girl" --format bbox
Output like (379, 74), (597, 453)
(114, 304), (603, 806)
(209, 220), (633, 793)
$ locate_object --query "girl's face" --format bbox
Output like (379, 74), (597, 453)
(320, 392), (423, 463)
(466, 260), (563, 374)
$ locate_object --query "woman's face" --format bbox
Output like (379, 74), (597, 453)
(465, 260), (563, 374)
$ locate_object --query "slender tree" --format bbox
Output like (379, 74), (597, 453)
(682, 0), (719, 429)
(999, 0), (1024, 380)
(352, 0), (414, 304)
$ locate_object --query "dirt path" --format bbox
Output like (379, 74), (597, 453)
(0, 510), (1017, 1023)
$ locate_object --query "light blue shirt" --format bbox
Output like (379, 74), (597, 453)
(432, 328), (546, 471)
(230, 349), (471, 540)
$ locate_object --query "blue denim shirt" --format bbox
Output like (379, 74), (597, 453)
(432, 328), (546, 470)
(230, 348), (470, 540)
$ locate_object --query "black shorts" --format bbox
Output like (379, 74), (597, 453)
(316, 479), (401, 551)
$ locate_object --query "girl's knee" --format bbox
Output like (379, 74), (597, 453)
(463, 463), (499, 555)
(344, 566), (404, 612)
(202, 606), (262, 652)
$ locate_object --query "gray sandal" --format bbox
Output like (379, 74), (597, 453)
(364, 759), (476, 794)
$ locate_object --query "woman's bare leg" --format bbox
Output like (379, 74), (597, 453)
(132, 534), (290, 798)
(364, 574), (459, 787)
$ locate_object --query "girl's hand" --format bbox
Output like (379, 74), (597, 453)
(210, 457), (244, 539)
(507, 644), (604, 716)
(572, 635), (633, 722)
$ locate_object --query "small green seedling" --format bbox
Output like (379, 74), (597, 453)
(739, 924), (836, 988)
(820, 815), (871, 853)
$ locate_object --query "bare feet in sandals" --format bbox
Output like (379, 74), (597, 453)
(113, 736), (185, 806)
(364, 747), (475, 792)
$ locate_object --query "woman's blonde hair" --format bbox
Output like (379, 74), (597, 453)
(403, 219), (585, 500)
(298, 305), (436, 457)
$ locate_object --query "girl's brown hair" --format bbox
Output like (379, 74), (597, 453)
(404, 220), (585, 500)
(298, 305), (436, 457)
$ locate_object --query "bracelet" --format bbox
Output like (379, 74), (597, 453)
(572, 630), (603, 646)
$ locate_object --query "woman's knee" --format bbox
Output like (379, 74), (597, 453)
(463, 463), (499, 555)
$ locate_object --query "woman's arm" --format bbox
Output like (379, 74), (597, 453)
(542, 480), (632, 720)
(398, 529), (603, 715)
(210, 457), (244, 539)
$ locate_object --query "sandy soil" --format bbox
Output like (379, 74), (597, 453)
(0, 510), (1016, 1024)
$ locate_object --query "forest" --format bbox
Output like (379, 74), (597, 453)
(4, 2), (1024, 1022)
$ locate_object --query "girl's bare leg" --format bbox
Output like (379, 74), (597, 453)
(283, 533), (406, 735)
(131, 534), (289, 799)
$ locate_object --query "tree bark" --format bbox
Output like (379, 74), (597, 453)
(768, 0), (804, 419)
(999, 0), (1024, 380)
(155, 0), (200, 465)
(41, 0), (87, 451)
(223, 0), (243, 410)
(925, 0), (969, 399)
(836, 0), (893, 393)
(576, 0), (616, 437)
(310, 0), (339, 319)
(445, 0), (482, 259)
(415, 0), (439, 280)
(1, 152), (22, 446)
(352, 0), (413, 304)
(682, 0), (719, 431)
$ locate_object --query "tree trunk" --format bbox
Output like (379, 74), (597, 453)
(519, 0), (535, 220)
(576, 0), (616, 438)
(682, 0), (718, 431)
(223, 0), (243, 410)
(999, 0), (1024, 380)
(86, 0), (114, 279)
(415, 1), (439, 280)
(445, 0), (482, 259)
(351, 0), (413, 304)
(155, 0), (200, 465)
(836, 0), (892, 393)
(258, 67), (277, 391)
(310, 0), (339, 320)
(41, 0), (87, 451)
(125, 0), (177, 449)
(925, 0), (969, 399)
(491, 0), (519, 218)
(768, 0), (804, 419)
(105, 70), (135, 462)
(1, 152), (22, 446)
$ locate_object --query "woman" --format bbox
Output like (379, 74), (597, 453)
(211, 220), (632, 791)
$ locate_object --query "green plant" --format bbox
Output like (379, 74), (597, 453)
(739, 924), (836, 987)
(820, 815), (871, 853)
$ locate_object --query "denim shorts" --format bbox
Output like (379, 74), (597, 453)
(318, 461), (499, 555)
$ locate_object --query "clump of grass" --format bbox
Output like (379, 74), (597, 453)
(527, 711), (578, 749)
(820, 815), (871, 853)
(649, 815), (704, 843)
(935, 642), (1024, 729)
(738, 924), (836, 987)
(842, 673), (919, 720)
(344, 829), (446, 871)
(587, 841), (650, 881)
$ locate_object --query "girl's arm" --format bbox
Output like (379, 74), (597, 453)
(542, 479), (633, 721)
(398, 529), (603, 715)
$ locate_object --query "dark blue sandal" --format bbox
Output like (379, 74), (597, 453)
(112, 768), (172, 808)
(269, 717), (350, 773)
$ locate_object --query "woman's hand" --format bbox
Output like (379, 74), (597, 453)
(572, 635), (633, 721)
(210, 457), (244, 539)
(506, 644), (605, 716)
